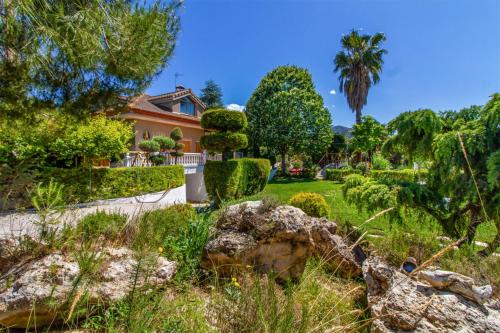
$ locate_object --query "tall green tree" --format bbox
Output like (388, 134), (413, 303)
(199, 80), (223, 109)
(0, 0), (181, 119)
(246, 66), (333, 173)
(351, 116), (386, 163)
(333, 30), (387, 124)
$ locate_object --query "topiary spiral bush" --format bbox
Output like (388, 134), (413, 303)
(200, 108), (248, 161)
(289, 192), (329, 218)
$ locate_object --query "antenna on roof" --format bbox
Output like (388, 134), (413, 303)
(174, 72), (183, 89)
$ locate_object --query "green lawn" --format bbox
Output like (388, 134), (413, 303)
(243, 178), (495, 245)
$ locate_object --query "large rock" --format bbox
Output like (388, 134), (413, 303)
(0, 247), (176, 328)
(363, 256), (500, 332)
(202, 201), (363, 280)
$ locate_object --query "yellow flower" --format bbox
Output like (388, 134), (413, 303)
(231, 277), (237, 283)
(158, 247), (164, 254)
(234, 281), (241, 288)
(246, 265), (252, 269)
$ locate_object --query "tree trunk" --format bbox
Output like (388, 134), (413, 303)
(355, 109), (362, 125)
(281, 151), (286, 175)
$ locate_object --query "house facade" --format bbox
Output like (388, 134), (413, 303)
(117, 86), (206, 153)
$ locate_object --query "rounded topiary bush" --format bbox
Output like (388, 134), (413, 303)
(200, 132), (248, 152)
(201, 108), (248, 131)
(139, 140), (160, 152)
(289, 192), (329, 218)
(152, 136), (175, 151)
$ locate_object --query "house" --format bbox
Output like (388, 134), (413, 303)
(117, 85), (207, 153)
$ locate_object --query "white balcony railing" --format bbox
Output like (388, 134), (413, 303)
(112, 151), (222, 168)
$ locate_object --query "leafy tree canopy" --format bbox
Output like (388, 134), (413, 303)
(246, 65), (333, 172)
(199, 80), (223, 109)
(0, 0), (181, 119)
(351, 115), (386, 161)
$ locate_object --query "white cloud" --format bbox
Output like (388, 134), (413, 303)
(226, 103), (245, 112)
(329, 89), (336, 95)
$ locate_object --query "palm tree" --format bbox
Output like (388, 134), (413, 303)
(334, 30), (387, 124)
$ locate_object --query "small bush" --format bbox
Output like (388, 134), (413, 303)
(325, 168), (361, 182)
(289, 192), (329, 217)
(204, 158), (270, 205)
(200, 108), (248, 131)
(149, 154), (166, 166)
(76, 211), (128, 242)
(152, 136), (175, 151)
(355, 162), (369, 175)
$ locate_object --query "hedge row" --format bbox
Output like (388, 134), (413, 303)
(325, 168), (428, 183)
(204, 158), (270, 205)
(1, 165), (185, 210)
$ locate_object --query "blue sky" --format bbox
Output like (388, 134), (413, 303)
(146, 0), (500, 127)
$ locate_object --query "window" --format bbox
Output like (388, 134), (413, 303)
(180, 97), (195, 116)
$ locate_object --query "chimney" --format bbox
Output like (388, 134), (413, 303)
(175, 85), (185, 91)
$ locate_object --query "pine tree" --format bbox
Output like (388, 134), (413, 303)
(199, 80), (223, 109)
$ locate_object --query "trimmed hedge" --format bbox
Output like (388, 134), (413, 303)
(1, 165), (185, 209)
(325, 168), (428, 183)
(369, 169), (428, 183)
(204, 158), (270, 205)
(325, 168), (361, 182)
(200, 109), (248, 131)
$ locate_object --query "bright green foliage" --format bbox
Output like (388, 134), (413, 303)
(325, 168), (361, 182)
(372, 153), (390, 170)
(152, 135), (175, 151)
(246, 66), (332, 172)
(370, 169), (428, 183)
(289, 192), (329, 217)
(200, 108), (247, 131)
(383, 109), (442, 162)
(138, 140), (160, 153)
(1, 0), (180, 119)
(76, 211), (127, 242)
(170, 127), (184, 160)
(350, 115), (386, 162)
(200, 108), (248, 161)
(199, 80), (223, 108)
(334, 30), (387, 124)
(204, 158), (270, 205)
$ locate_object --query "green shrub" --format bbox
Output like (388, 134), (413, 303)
(76, 211), (128, 242)
(133, 204), (196, 250)
(289, 192), (329, 217)
(3, 165), (185, 208)
(372, 153), (391, 170)
(370, 169), (428, 182)
(355, 162), (369, 175)
(200, 108), (248, 131)
(204, 158), (270, 205)
(149, 154), (166, 166)
(325, 168), (361, 182)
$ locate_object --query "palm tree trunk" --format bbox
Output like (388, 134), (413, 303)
(355, 109), (362, 125)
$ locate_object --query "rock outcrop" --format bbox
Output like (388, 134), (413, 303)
(0, 247), (176, 328)
(202, 201), (364, 280)
(363, 256), (500, 332)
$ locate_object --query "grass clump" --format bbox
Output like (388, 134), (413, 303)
(289, 192), (329, 217)
(75, 210), (128, 243)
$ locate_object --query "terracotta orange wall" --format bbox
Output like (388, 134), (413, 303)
(132, 119), (204, 153)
